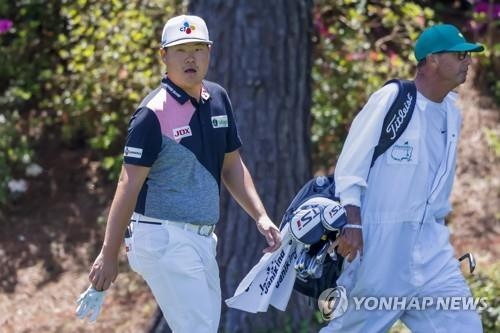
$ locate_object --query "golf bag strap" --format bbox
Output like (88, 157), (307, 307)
(370, 79), (417, 167)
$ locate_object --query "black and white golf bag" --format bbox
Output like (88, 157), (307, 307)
(279, 174), (347, 299)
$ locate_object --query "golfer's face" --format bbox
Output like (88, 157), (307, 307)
(163, 42), (210, 96)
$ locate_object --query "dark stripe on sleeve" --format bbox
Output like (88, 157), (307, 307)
(124, 107), (162, 167)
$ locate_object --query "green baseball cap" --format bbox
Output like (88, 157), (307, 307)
(414, 24), (484, 61)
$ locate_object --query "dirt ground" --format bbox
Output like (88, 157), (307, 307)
(0, 150), (158, 332)
(449, 74), (500, 264)
(0, 68), (498, 333)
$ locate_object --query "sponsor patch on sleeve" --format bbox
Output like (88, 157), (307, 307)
(211, 115), (228, 128)
(124, 146), (143, 159)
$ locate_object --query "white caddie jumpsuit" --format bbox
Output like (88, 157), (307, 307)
(321, 83), (483, 333)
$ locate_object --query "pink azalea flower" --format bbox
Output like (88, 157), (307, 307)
(0, 19), (13, 34)
(474, 3), (500, 18)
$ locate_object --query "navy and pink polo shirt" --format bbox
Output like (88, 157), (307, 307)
(123, 77), (242, 225)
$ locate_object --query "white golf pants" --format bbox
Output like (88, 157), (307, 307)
(320, 221), (483, 333)
(126, 219), (220, 333)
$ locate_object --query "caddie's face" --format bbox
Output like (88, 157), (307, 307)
(161, 42), (210, 97)
(431, 51), (472, 88)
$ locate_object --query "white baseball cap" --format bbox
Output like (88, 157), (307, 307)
(160, 15), (213, 48)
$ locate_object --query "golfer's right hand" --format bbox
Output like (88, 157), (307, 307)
(88, 252), (118, 291)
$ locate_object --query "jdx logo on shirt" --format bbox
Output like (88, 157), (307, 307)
(211, 115), (228, 128)
(173, 126), (192, 140)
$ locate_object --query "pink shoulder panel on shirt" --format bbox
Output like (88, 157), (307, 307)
(146, 90), (196, 142)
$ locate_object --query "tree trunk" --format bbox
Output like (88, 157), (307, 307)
(148, 0), (315, 332)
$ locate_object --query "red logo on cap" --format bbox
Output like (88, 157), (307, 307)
(180, 21), (196, 34)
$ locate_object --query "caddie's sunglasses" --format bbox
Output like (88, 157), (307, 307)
(434, 51), (470, 61)
(456, 51), (470, 61)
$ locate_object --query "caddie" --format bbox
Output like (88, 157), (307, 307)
(76, 14), (281, 333)
(321, 23), (484, 332)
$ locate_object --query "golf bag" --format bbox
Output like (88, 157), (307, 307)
(279, 175), (346, 299)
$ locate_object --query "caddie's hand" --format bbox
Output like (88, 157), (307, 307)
(338, 205), (363, 262)
(256, 215), (281, 253)
(88, 252), (118, 292)
(337, 226), (363, 262)
(75, 285), (106, 322)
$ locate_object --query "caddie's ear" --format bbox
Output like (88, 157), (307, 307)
(428, 53), (442, 67)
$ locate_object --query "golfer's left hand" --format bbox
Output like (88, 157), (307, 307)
(76, 285), (106, 322)
(256, 215), (281, 253)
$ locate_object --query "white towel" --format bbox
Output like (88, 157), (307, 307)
(225, 227), (299, 313)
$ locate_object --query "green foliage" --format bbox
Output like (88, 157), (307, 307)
(468, 265), (500, 332)
(0, 1), (59, 205)
(0, 112), (33, 204)
(471, 1), (500, 105)
(311, 0), (434, 169)
(485, 129), (500, 157)
(0, 0), (179, 205)
(51, 0), (177, 174)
